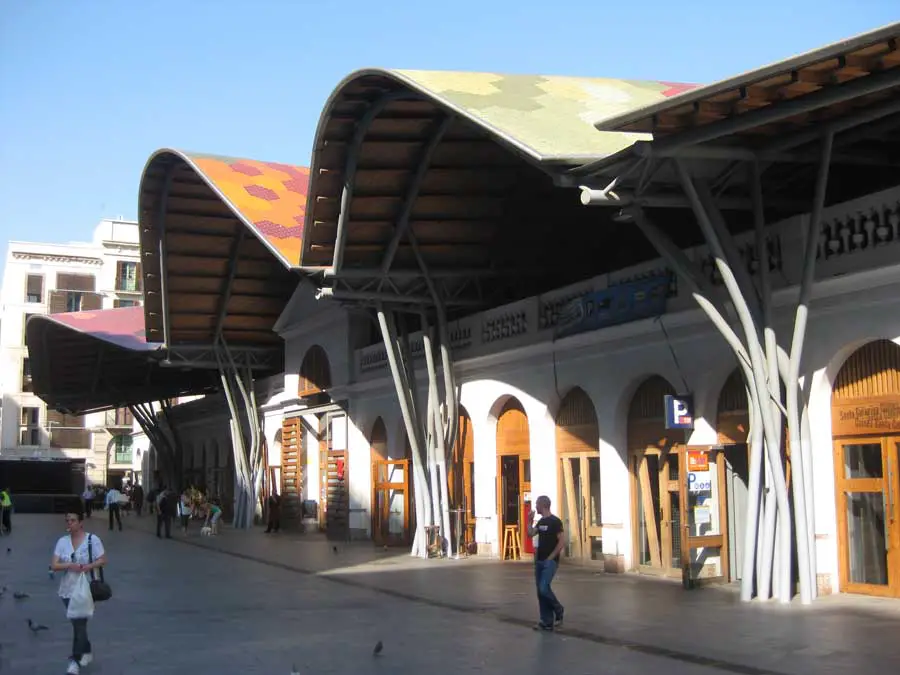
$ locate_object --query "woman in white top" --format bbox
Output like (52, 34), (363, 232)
(50, 509), (107, 674)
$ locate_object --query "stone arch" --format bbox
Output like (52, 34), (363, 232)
(298, 344), (332, 397)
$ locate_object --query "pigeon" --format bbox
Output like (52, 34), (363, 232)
(373, 640), (383, 656)
(13, 592), (29, 600)
(5, 548), (10, 554)
(332, 546), (338, 554)
(291, 664), (300, 675)
(27, 619), (49, 633)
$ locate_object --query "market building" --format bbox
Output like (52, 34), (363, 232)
(26, 22), (900, 600)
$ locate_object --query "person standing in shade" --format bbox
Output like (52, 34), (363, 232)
(156, 487), (175, 539)
(104, 485), (123, 532)
(264, 491), (281, 533)
(132, 483), (144, 516)
(526, 495), (566, 631)
(51, 508), (107, 674)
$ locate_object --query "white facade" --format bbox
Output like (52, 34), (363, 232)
(170, 183), (900, 597)
(0, 218), (142, 485)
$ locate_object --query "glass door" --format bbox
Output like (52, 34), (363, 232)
(835, 438), (900, 597)
(560, 453), (603, 563)
(682, 449), (727, 586)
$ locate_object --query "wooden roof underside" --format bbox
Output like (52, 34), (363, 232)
(139, 153), (299, 347)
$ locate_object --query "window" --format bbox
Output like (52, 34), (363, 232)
(23, 313), (35, 346)
(113, 298), (139, 308)
(66, 292), (83, 312)
(19, 406), (41, 446)
(106, 407), (134, 427)
(46, 409), (90, 449)
(113, 435), (134, 464)
(115, 261), (141, 292)
(25, 274), (44, 303)
(56, 273), (95, 292)
(21, 358), (32, 392)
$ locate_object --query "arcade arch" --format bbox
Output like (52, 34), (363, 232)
(555, 387), (602, 564)
(371, 417), (411, 546)
(495, 398), (532, 558)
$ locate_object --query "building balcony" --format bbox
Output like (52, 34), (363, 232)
(105, 408), (134, 428)
(112, 451), (133, 465)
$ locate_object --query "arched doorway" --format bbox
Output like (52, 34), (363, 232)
(556, 388), (602, 564)
(448, 407), (475, 553)
(629, 375), (682, 577)
(496, 398), (533, 557)
(371, 418), (411, 546)
(717, 368), (750, 584)
(831, 339), (900, 597)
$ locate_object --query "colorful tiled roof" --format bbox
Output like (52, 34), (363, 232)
(389, 70), (700, 161)
(47, 305), (156, 352)
(178, 152), (309, 267)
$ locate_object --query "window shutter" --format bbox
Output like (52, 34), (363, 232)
(81, 292), (102, 311)
(136, 261), (143, 291)
(56, 273), (95, 292)
(26, 274), (43, 299)
(48, 290), (67, 314)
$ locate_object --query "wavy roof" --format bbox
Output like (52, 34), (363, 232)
(47, 305), (155, 352)
(174, 152), (309, 267)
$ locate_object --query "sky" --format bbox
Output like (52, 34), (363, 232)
(0, 0), (897, 269)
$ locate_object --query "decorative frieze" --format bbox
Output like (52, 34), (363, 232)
(11, 252), (103, 266)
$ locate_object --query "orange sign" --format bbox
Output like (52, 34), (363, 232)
(687, 451), (709, 472)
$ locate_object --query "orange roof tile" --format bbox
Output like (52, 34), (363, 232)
(182, 152), (309, 267)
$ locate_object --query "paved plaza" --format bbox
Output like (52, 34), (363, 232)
(1, 513), (899, 674)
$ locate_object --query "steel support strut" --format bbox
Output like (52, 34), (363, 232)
(214, 337), (263, 530)
(157, 166), (174, 347)
(785, 132), (833, 604)
(332, 90), (417, 273)
(380, 114), (454, 274)
(677, 161), (793, 603)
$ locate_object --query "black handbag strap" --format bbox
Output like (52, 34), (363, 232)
(87, 534), (105, 582)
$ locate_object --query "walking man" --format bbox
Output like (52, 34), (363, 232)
(104, 485), (123, 532)
(156, 487), (175, 539)
(527, 495), (565, 631)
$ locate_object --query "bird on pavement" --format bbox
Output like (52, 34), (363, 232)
(332, 546), (338, 554)
(373, 640), (383, 656)
(5, 548), (10, 554)
(27, 619), (49, 633)
(291, 664), (300, 675)
(13, 592), (29, 600)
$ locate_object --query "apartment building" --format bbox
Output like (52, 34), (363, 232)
(0, 218), (142, 489)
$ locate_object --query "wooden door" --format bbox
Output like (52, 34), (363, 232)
(372, 459), (410, 546)
(280, 417), (303, 525)
(834, 436), (900, 597)
(448, 412), (476, 552)
(633, 449), (682, 577)
(559, 453), (603, 563)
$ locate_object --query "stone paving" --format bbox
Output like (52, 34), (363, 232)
(1, 512), (899, 674)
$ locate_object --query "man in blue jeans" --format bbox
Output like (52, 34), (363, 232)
(527, 495), (566, 631)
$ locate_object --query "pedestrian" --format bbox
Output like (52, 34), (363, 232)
(156, 487), (175, 539)
(178, 489), (192, 534)
(81, 485), (94, 519)
(0, 487), (12, 534)
(104, 485), (123, 531)
(132, 483), (144, 516)
(264, 491), (281, 533)
(50, 508), (107, 674)
(526, 495), (566, 631)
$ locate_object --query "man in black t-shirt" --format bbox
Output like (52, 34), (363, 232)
(526, 495), (565, 630)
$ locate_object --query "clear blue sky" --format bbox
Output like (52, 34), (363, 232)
(1, 1), (897, 256)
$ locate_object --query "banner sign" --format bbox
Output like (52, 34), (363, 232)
(664, 394), (694, 430)
(555, 274), (671, 339)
